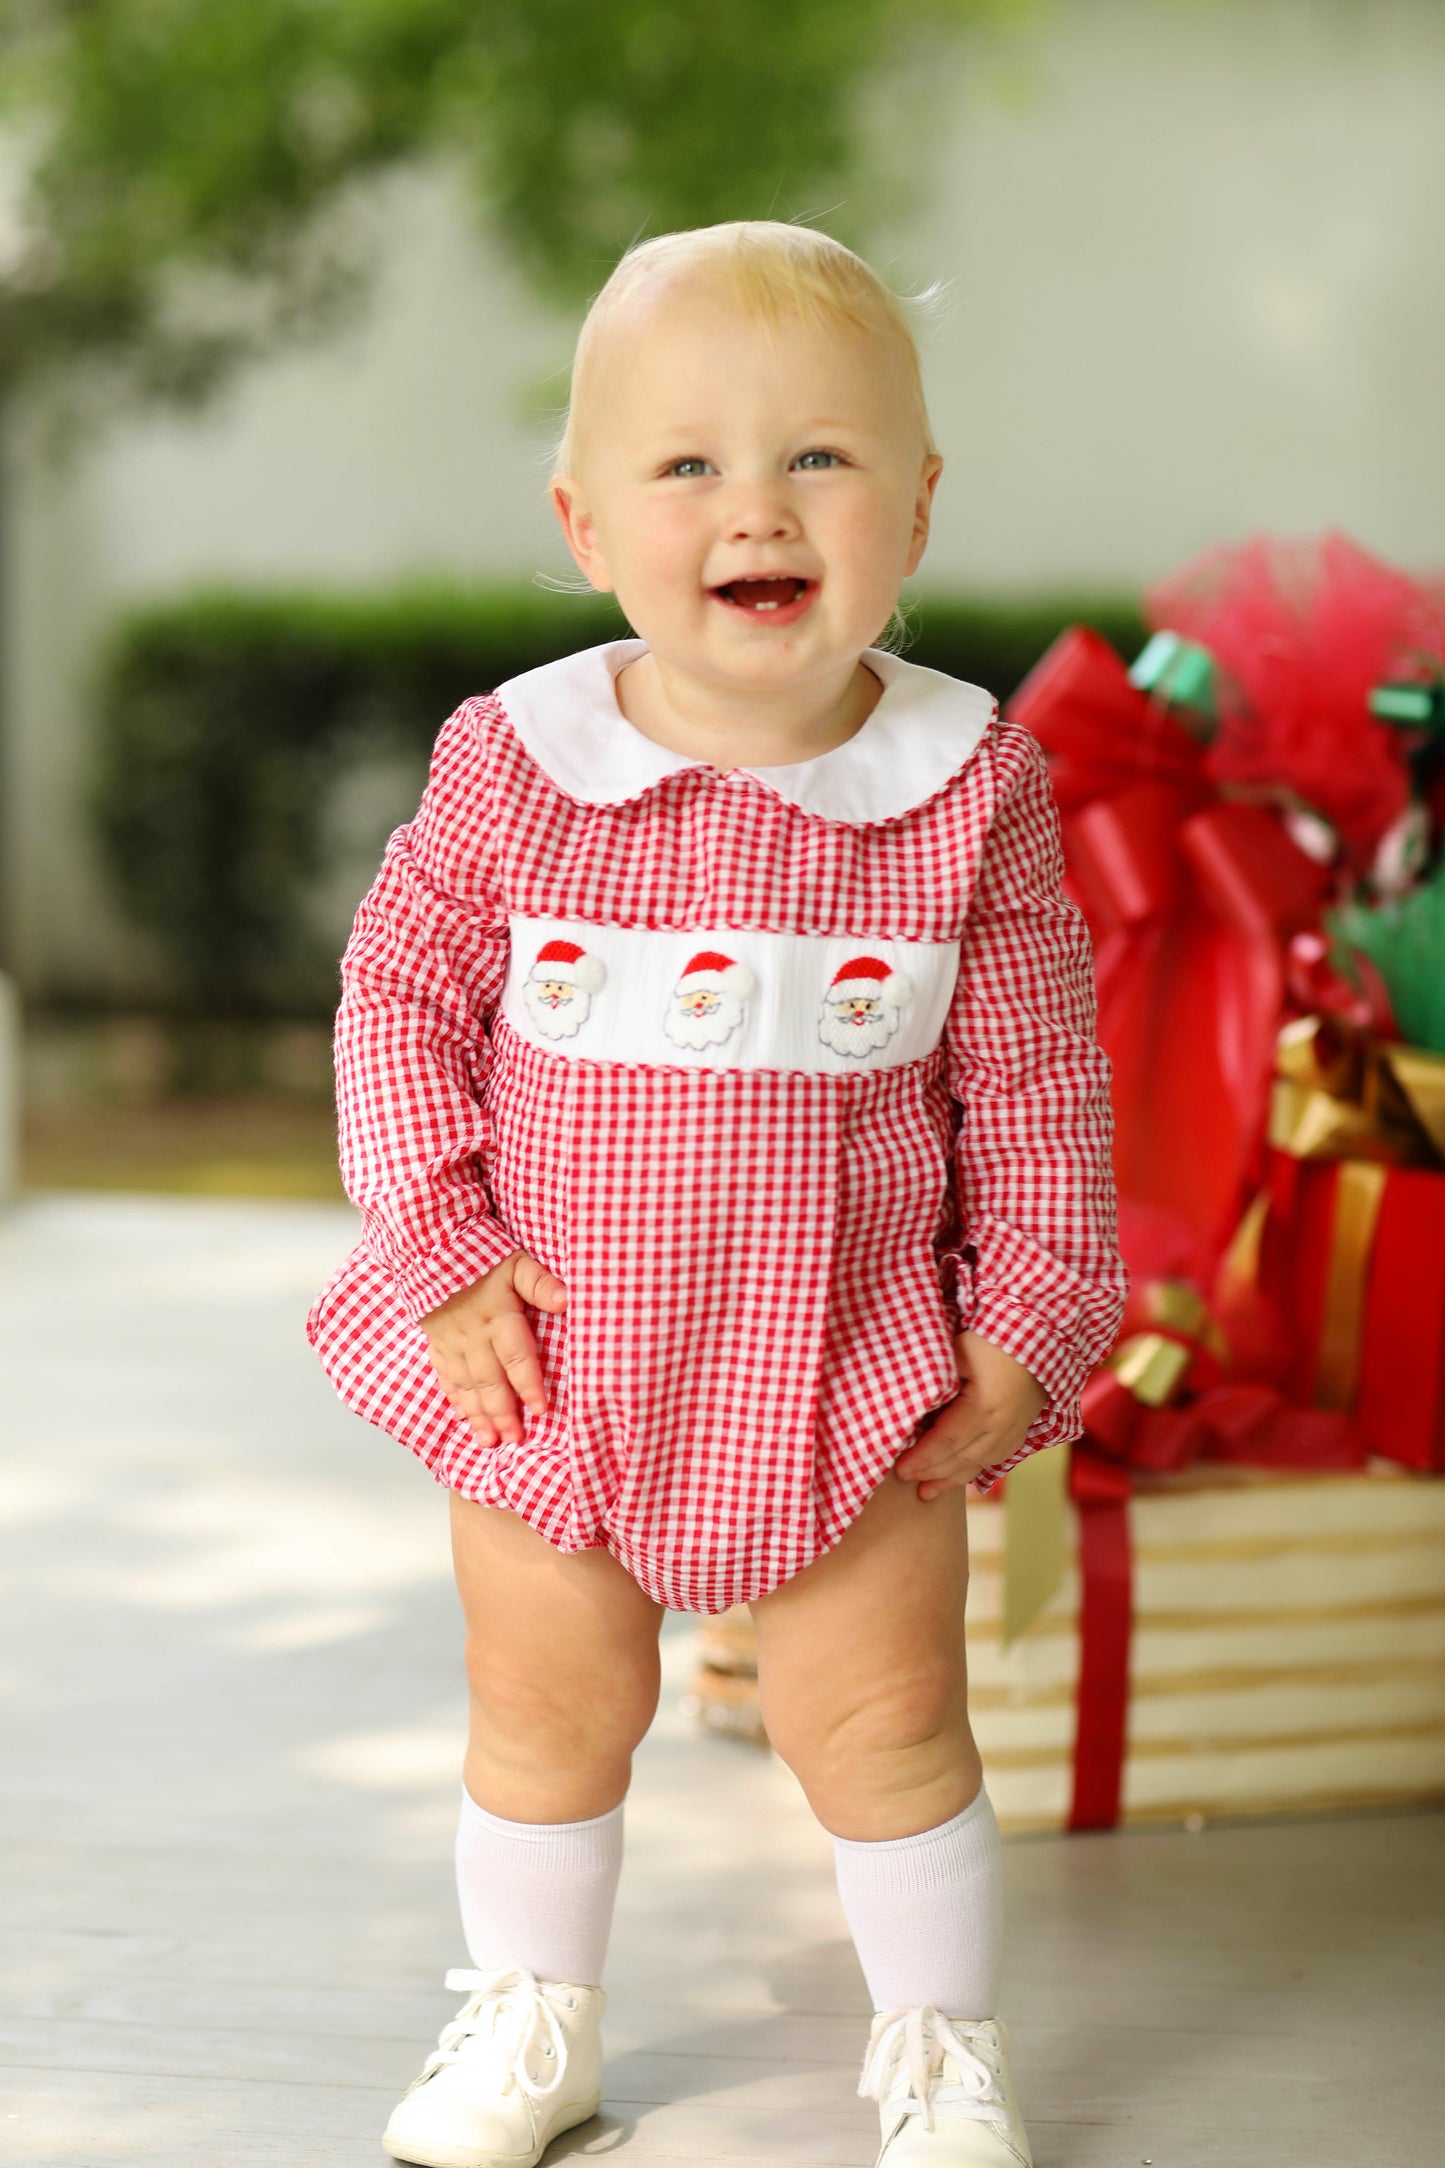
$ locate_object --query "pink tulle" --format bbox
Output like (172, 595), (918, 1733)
(1146, 531), (1445, 870)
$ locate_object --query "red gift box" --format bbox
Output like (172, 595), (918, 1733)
(1258, 1149), (1445, 1472)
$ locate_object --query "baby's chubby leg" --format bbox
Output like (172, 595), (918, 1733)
(433, 1250), (666, 1821)
(448, 1494), (665, 1985)
(451, 1491), (665, 1823)
(751, 1475), (1002, 2024)
(750, 1471), (979, 1840)
(379, 1502), (655, 2164)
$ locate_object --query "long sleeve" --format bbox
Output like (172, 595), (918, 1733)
(943, 721), (1127, 1475)
(334, 704), (519, 1322)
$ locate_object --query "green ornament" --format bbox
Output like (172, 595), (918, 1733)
(1368, 680), (1445, 731)
(1330, 854), (1445, 1056)
(1128, 631), (1218, 722)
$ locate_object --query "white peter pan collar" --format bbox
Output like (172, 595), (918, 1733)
(492, 638), (996, 826)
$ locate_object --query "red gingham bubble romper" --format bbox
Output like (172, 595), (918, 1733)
(306, 638), (1127, 1613)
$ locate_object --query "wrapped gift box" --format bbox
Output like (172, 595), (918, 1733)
(967, 1463), (1445, 1831)
(1254, 1027), (1445, 1471)
(690, 1464), (1445, 1832)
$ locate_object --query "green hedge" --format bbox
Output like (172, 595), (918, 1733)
(92, 580), (1145, 1016)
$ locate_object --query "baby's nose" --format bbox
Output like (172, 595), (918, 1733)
(724, 482), (801, 545)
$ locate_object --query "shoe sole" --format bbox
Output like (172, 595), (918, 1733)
(383, 2093), (602, 2168)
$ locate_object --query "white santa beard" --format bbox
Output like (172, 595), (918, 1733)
(523, 978), (592, 1038)
(818, 1001), (898, 1058)
(663, 993), (745, 1050)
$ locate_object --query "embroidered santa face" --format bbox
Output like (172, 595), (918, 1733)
(663, 950), (757, 1051)
(818, 956), (913, 1059)
(522, 939), (606, 1038)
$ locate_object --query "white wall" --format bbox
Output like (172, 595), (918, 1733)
(4, 0), (1443, 1000)
(907, 0), (1445, 588)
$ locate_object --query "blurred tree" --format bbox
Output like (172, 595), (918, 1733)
(0, 0), (1037, 432)
(0, 0), (1038, 988)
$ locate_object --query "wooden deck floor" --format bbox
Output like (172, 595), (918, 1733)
(2, 1194), (1440, 2167)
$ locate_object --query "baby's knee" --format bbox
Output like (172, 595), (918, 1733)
(763, 1662), (971, 1809)
(464, 1632), (660, 1763)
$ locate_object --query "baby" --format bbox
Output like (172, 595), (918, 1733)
(308, 219), (1126, 2168)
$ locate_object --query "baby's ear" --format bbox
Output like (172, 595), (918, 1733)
(550, 476), (614, 593)
(906, 453), (944, 574)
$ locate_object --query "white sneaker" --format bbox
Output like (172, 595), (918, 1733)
(858, 2006), (1032, 2168)
(383, 1965), (604, 2168)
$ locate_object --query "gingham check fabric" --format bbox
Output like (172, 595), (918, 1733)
(307, 657), (1126, 1613)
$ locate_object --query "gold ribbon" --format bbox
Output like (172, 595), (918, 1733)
(1388, 1044), (1445, 1160)
(1315, 1161), (1388, 1408)
(1216, 1189), (1269, 1305)
(1002, 1439), (1071, 1647)
(1130, 1277), (1231, 1360)
(1269, 1017), (1445, 1168)
(1109, 1331), (1192, 1405)
(1000, 1289), (1210, 1643)
(1250, 1016), (1441, 1420)
(1268, 1074), (1394, 1162)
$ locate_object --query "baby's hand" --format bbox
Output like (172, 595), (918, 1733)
(420, 1251), (568, 1447)
(893, 1331), (1046, 1502)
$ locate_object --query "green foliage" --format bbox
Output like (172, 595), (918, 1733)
(92, 579), (1141, 1016)
(416, 0), (1030, 303)
(1330, 858), (1445, 1055)
(0, 0), (1037, 419)
(90, 582), (626, 1012)
(0, 0), (1039, 409)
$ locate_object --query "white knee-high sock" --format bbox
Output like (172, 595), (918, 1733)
(455, 1787), (625, 1988)
(832, 1786), (1003, 2019)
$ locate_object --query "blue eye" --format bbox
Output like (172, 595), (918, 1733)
(667, 457), (713, 478)
(794, 449), (842, 470)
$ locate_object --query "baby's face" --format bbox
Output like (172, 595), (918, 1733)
(553, 278), (941, 702)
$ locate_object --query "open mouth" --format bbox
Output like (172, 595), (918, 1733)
(711, 575), (814, 619)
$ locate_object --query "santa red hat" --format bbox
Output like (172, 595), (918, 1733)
(676, 949), (756, 1000)
(529, 938), (606, 992)
(827, 955), (913, 1006)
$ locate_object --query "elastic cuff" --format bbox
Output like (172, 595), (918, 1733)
(389, 1216), (522, 1321)
(966, 1287), (1080, 1408)
(460, 1785), (625, 1839)
(970, 1433), (1072, 1497)
(459, 1786), (624, 1871)
(832, 1786), (994, 1860)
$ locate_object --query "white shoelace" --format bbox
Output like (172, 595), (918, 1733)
(857, 2006), (1003, 2133)
(421, 1965), (577, 2100)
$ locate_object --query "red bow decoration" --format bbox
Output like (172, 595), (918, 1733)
(1009, 628), (1331, 1270)
(1148, 531), (1445, 872)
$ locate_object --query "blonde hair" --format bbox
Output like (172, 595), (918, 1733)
(554, 220), (937, 476)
